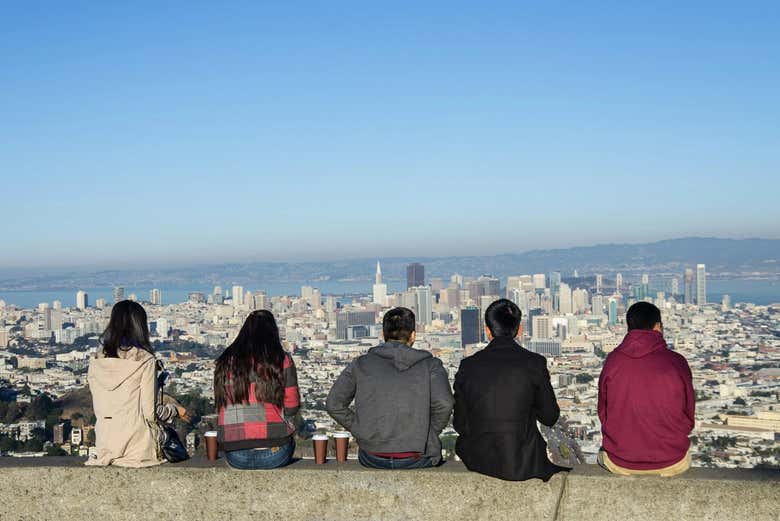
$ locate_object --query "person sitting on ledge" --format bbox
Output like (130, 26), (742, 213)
(597, 301), (695, 477)
(453, 299), (569, 481)
(326, 307), (454, 469)
(213, 310), (301, 470)
(87, 300), (191, 468)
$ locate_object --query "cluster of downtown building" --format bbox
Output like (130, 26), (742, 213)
(0, 260), (778, 468)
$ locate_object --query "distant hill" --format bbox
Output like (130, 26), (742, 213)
(1, 237), (778, 290)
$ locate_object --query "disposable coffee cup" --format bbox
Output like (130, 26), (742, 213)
(313, 434), (329, 464)
(204, 431), (219, 461)
(333, 432), (350, 463)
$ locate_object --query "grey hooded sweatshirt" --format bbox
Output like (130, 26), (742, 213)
(326, 341), (454, 463)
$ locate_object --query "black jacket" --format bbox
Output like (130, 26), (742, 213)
(326, 341), (455, 463)
(453, 336), (567, 481)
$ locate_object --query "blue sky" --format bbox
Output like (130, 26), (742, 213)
(1, 1), (778, 269)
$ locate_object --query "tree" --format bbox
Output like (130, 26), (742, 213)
(575, 373), (594, 384)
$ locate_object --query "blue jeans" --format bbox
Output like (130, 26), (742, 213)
(358, 449), (435, 470)
(226, 440), (295, 470)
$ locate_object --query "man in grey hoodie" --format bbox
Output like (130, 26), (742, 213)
(326, 307), (455, 469)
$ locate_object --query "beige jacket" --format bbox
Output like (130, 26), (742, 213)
(86, 347), (165, 468)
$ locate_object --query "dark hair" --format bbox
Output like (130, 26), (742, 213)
(485, 299), (522, 338)
(100, 300), (154, 357)
(214, 310), (286, 409)
(383, 307), (416, 343)
(626, 302), (662, 331)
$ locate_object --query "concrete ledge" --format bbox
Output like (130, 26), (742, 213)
(0, 459), (776, 521)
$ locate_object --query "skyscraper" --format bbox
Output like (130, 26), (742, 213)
(76, 290), (88, 310)
(460, 306), (480, 346)
(671, 278), (680, 296)
(406, 263), (425, 289)
(231, 285), (244, 307)
(595, 274), (603, 294)
(616, 273), (623, 292)
(150, 288), (162, 306)
(373, 261), (388, 306)
(608, 298), (618, 326)
(558, 283), (573, 314)
(113, 287), (125, 304)
(696, 264), (707, 305)
(415, 285), (433, 325)
(548, 272), (562, 295)
(684, 268), (695, 304)
(531, 315), (552, 340)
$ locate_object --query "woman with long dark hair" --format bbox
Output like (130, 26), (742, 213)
(214, 310), (300, 469)
(86, 300), (190, 467)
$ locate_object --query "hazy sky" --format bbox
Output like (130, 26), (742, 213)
(1, 2), (778, 269)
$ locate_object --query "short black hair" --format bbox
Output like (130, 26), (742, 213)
(383, 307), (416, 343)
(626, 302), (662, 331)
(485, 299), (522, 338)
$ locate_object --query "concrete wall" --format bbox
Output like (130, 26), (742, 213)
(0, 458), (777, 521)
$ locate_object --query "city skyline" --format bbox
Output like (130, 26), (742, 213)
(2, 3), (780, 267)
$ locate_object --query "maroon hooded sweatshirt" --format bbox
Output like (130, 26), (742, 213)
(598, 329), (695, 470)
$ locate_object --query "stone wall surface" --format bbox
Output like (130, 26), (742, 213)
(0, 458), (777, 521)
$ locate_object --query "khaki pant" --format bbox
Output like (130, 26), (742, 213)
(598, 450), (691, 477)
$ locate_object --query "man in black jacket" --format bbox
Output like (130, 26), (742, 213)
(327, 307), (454, 469)
(454, 299), (567, 481)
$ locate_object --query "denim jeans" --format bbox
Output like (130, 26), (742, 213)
(226, 440), (295, 470)
(358, 449), (435, 470)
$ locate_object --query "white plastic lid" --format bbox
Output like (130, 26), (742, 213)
(312, 434), (329, 441)
(204, 431), (218, 437)
(332, 432), (350, 438)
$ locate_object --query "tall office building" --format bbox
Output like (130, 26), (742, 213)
(252, 292), (269, 311)
(696, 264), (707, 305)
(406, 263), (425, 289)
(616, 273), (623, 292)
(608, 298), (618, 326)
(684, 268), (695, 304)
(150, 288), (162, 306)
(670, 278), (680, 296)
(722, 294), (731, 312)
(595, 274), (603, 294)
(592, 294), (605, 315)
(531, 315), (552, 340)
(532, 274), (546, 290)
(231, 285), (244, 307)
(460, 306), (480, 346)
(572, 288), (589, 314)
(559, 283), (573, 314)
(76, 290), (88, 310)
(372, 261), (388, 306)
(415, 286), (433, 325)
(311, 288), (322, 310)
(113, 287), (125, 304)
(548, 272), (562, 295)
(213, 286), (223, 305)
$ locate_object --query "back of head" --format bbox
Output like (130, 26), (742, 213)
(626, 302), (662, 331)
(214, 310), (286, 409)
(485, 299), (522, 338)
(101, 300), (153, 357)
(382, 307), (416, 344)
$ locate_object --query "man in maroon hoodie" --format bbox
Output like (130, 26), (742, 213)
(597, 302), (695, 476)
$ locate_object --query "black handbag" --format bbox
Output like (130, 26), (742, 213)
(157, 363), (190, 463)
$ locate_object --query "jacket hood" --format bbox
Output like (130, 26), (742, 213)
(369, 341), (432, 371)
(88, 353), (155, 392)
(615, 329), (668, 359)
